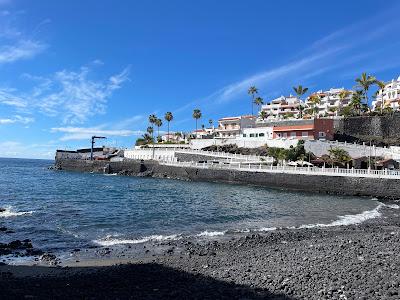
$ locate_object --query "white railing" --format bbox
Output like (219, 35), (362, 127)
(159, 160), (400, 179)
(126, 147), (270, 162)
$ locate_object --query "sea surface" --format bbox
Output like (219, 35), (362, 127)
(0, 158), (382, 256)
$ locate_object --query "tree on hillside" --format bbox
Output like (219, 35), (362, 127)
(248, 86), (258, 116)
(308, 94), (321, 117)
(146, 126), (154, 145)
(254, 96), (264, 113)
(293, 85), (309, 118)
(350, 90), (364, 116)
(192, 109), (202, 136)
(374, 80), (386, 114)
(259, 110), (268, 121)
(355, 72), (376, 106)
(338, 90), (351, 116)
(164, 112), (173, 142)
(155, 118), (162, 141)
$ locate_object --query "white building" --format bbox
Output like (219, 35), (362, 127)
(241, 127), (274, 140)
(192, 127), (215, 139)
(260, 95), (303, 120)
(216, 115), (256, 138)
(161, 132), (186, 143)
(372, 75), (400, 111)
(305, 88), (353, 117)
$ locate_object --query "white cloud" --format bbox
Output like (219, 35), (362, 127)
(0, 115), (34, 124)
(0, 39), (46, 64)
(0, 88), (27, 108)
(2, 65), (130, 124)
(51, 126), (144, 141)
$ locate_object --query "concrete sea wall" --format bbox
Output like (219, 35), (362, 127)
(54, 158), (400, 199)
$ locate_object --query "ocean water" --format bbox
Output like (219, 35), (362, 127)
(0, 158), (382, 254)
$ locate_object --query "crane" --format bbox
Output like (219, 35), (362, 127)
(90, 136), (106, 160)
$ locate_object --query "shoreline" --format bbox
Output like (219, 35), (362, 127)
(1, 202), (400, 299)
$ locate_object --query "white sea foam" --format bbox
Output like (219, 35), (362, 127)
(196, 230), (226, 237)
(257, 227), (277, 232)
(103, 173), (117, 176)
(298, 203), (384, 229)
(385, 204), (400, 209)
(0, 206), (34, 218)
(94, 234), (181, 246)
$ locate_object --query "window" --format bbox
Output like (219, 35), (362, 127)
(243, 134), (247, 137)
(302, 132), (308, 137)
(319, 132), (326, 138)
(259, 133), (265, 137)
(291, 132), (296, 137)
(283, 133), (288, 138)
(255, 133), (259, 137)
(249, 133), (255, 137)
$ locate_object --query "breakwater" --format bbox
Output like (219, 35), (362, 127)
(54, 158), (400, 199)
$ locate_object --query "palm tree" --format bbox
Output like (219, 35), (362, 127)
(308, 94), (321, 117)
(355, 72), (376, 106)
(193, 109), (202, 137)
(147, 126), (154, 143)
(374, 80), (386, 113)
(149, 114), (157, 125)
(155, 118), (162, 141)
(350, 90), (363, 116)
(248, 86), (258, 115)
(164, 112), (173, 142)
(338, 90), (351, 116)
(253, 96), (264, 113)
(293, 85), (309, 118)
(259, 110), (268, 121)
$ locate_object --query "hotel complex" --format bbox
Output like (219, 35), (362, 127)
(372, 75), (400, 111)
(305, 88), (353, 117)
(260, 95), (303, 120)
(167, 74), (400, 146)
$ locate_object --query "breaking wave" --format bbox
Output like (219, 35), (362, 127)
(94, 234), (181, 246)
(0, 206), (34, 218)
(196, 230), (226, 237)
(297, 203), (384, 229)
(93, 202), (395, 247)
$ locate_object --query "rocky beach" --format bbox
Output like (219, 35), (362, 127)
(1, 201), (399, 299)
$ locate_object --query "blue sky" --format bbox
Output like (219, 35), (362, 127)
(0, 0), (399, 158)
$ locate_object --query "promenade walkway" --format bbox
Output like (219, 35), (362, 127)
(160, 160), (400, 180)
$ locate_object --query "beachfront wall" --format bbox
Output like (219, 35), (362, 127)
(54, 158), (400, 199)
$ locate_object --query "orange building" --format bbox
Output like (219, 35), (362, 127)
(272, 119), (334, 140)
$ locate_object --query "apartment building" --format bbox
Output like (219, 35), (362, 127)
(305, 88), (353, 117)
(216, 115), (256, 138)
(260, 95), (303, 120)
(372, 75), (400, 111)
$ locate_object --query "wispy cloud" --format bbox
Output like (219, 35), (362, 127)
(51, 126), (144, 141)
(0, 11), (47, 64)
(0, 87), (27, 108)
(0, 115), (34, 124)
(0, 39), (46, 64)
(186, 3), (400, 110)
(0, 65), (130, 124)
